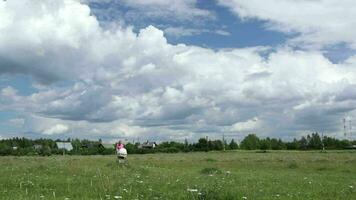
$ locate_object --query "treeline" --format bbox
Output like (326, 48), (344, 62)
(240, 133), (355, 150)
(0, 133), (355, 156)
(0, 138), (114, 156)
(126, 138), (239, 154)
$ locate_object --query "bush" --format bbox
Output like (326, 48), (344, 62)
(158, 147), (180, 153)
(39, 146), (52, 156)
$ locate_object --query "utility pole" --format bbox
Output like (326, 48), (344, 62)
(63, 142), (65, 156)
(343, 118), (347, 138)
(321, 132), (325, 151)
(223, 133), (225, 151)
(349, 119), (352, 141)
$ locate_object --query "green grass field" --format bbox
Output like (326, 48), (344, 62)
(0, 151), (355, 200)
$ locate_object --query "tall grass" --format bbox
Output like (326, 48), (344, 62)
(0, 151), (355, 199)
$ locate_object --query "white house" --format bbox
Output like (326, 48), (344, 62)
(56, 142), (73, 151)
(138, 141), (157, 149)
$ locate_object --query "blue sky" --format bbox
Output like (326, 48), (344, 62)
(1, 0), (356, 142)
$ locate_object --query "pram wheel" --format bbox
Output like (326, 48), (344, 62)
(117, 156), (126, 164)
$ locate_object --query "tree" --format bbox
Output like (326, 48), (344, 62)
(286, 139), (299, 150)
(195, 138), (209, 151)
(229, 139), (239, 150)
(299, 136), (308, 150)
(240, 134), (260, 150)
(259, 138), (271, 150)
(309, 132), (322, 149)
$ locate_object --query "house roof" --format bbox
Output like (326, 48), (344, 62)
(142, 142), (156, 146)
(102, 143), (115, 149)
(56, 142), (73, 151)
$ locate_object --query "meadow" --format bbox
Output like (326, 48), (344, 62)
(0, 151), (355, 200)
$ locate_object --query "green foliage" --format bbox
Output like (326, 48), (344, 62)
(39, 146), (52, 156)
(0, 132), (354, 156)
(240, 134), (260, 150)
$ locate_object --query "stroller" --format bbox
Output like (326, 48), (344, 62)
(117, 147), (127, 164)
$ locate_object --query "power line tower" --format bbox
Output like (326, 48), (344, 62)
(321, 132), (325, 151)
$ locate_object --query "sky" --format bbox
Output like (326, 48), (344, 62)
(1, 0), (356, 142)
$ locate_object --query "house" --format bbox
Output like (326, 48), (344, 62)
(56, 142), (73, 151)
(101, 143), (115, 149)
(33, 144), (43, 150)
(138, 141), (157, 149)
(346, 144), (356, 149)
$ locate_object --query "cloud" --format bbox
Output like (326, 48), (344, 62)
(218, 0), (356, 49)
(7, 118), (25, 128)
(230, 117), (261, 132)
(81, 0), (214, 24)
(117, 0), (213, 22)
(1, 0), (356, 141)
(42, 124), (69, 135)
(164, 27), (231, 38)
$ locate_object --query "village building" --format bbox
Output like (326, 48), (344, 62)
(56, 142), (73, 151)
(33, 144), (43, 150)
(138, 141), (157, 149)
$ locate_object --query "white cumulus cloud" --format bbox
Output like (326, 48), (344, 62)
(43, 124), (69, 135)
(218, 0), (356, 49)
(0, 0), (356, 141)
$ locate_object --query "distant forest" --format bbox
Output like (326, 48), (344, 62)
(0, 133), (355, 156)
